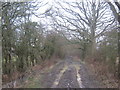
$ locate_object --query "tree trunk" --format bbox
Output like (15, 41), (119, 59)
(90, 24), (96, 56)
(26, 54), (29, 67)
(118, 26), (120, 88)
(91, 38), (96, 56)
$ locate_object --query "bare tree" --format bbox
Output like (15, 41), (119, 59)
(47, 0), (115, 58)
(107, 0), (120, 86)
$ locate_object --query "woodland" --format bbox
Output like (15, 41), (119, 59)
(1, 0), (120, 87)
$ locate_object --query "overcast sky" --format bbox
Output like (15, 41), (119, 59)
(31, 0), (118, 22)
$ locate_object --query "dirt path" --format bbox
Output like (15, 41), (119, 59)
(40, 57), (104, 88)
(18, 57), (104, 88)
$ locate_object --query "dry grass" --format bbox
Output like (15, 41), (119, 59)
(2, 58), (58, 85)
(85, 57), (118, 88)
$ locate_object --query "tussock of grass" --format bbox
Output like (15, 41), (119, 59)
(22, 74), (42, 88)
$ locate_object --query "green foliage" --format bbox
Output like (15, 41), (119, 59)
(2, 3), (66, 82)
(2, 2), (44, 76)
(42, 32), (66, 59)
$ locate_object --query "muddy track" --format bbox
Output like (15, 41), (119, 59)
(40, 61), (65, 88)
(41, 57), (104, 88)
(57, 67), (79, 88)
(78, 62), (104, 88)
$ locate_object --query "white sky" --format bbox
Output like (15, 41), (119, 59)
(31, 0), (117, 22)
(29, 0), (118, 42)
